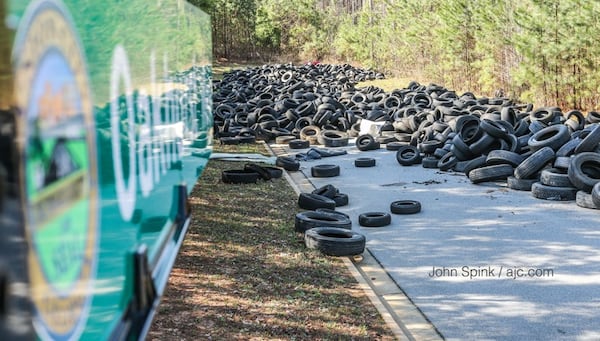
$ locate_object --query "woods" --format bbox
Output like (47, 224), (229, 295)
(190, 0), (600, 110)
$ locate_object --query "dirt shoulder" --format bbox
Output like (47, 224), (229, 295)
(148, 143), (395, 340)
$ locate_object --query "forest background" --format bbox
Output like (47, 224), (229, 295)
(189, 0), (600, 111)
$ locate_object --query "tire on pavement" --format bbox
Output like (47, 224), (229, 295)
(304, 227), (366, 256)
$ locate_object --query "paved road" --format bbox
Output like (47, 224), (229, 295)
(282, 142), (600, 341)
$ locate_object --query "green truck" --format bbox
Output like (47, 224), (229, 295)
(0, 0), (213, 339)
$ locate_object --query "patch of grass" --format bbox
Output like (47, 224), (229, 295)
(148, 142), (395, 340)
(357, 77), (418, 92)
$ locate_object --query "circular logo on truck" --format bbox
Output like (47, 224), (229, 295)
(13, 1), (98, 340)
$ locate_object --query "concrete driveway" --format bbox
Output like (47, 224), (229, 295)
(276, 140), (600, 341)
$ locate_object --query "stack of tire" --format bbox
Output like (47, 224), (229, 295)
(295, 184), (365, 257)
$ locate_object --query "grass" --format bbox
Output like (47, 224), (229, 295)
(148, 142), (395, 340)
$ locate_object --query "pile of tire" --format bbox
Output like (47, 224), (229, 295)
(213, 63), (383, 145)
(295, 184), (365, 257)
(213, 63), (600, 209)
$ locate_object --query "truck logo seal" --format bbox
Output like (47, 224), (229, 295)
(13, 0), (98, 339)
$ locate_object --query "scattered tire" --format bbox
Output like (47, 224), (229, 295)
(276, 156), (300, 171)
(311, 164), (341, 177)
(396, 146), (422, 166)
(318, 130), (350, 147)
(356, 134), (380, 151)
(333, 193), (349, 207)
(592, 182), (600, 207)
(315, 208), (350, 219)
(312, 184), (338, 198)
(355, 157), (376, 167)
(221, 169), (260, 184)
(289, 139), (310, 149)
(358, 212), (392, 227)
(390, 200), (421, 214)
(297, 193), (336, 210)
(531, 182), (577, 201)
(295, 210), (352, 233)
(304, 227), (366, 256)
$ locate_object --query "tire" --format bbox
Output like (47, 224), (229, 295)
(390, 200), (421, 214)
(295, 211), (352, 233)
(469, 164), (514, 184)
(297, 193), (337, 210)
(514, 146), (555, 180)
(486, 150), (525, 167)
(315, 208), (350, 219)
(463, 155), (488, 177)
(311, 164), (341, 177)
(422, 156), (439, 168)
(527, 124), (570, 151)
(593, 182), (600, 207)
(221, 169), (260, 184)
(300, 125), (321, 144)
(556, 137), (580, 157)
(289, 139), (310, 149)
(355, 157), (376, 167)
(244, 163), (275, 181)
(437, 152), (458, 171)
(358, 212), (392, 227)
(276, 156), (300, 171)
(576, 190), (600, 209)
(396, 146), (422, 166)
(553, 156), (571, 170)
(531, 182), (577, 201)
(312, 184), (339, 198)
(318, 130), (350, 147)
(275, 135), (296, 144)
(574, 125), (600, 153)
(386, 141), (404, 151)
(333, 193), (349, 207)
(356, 134), (380, 151)
(568, 152), (600, 192)
(507, 176), (537, 191)
(540, 168), (573, 187)
(304, 227), (366, 256)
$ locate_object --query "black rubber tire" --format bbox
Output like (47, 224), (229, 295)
(574, 125), (600, 153)
(437, 152), (458, 171)
(315, 208), (350, 219)
(556, 137), (580, 157)
(304, 227), (366, 256)
(312, 184), (338, 198)
(486, 150), (525, 167)
(468, 164), (514, 184)
(318, 130), (350, 147)
(221, 169), (261, 184)
(355, 157), (376, 167)
(333, 193), (349, 207)
(356, 134), (380, 151)
(311, 164), (341, 177)
(576, 190), (600, 209)
(300, 125), (321, 144)
(289, 139), (310, 149)
(396, 146), (422, 166)
(463, 155), (487, 177)
(295, 211), (352, 233)
(553, 156), (571, 170)
(514, 146), (555, 180)
(568, 152), (600, 192)
(244, 163), (276, 181)
(480, 119), (509, 138)
(592, 182), (600, 207)
(390, 200), (421, 214)
(358, 212), (392, 227)
(386, 141), (404, 151)
(540, 168), (573, 187)
(531, 182), (577, 201)
(527, 124), (570, 152)
(276, 156), (300, 171)
(297, 193), (337, 210)
(507, 176), (537, 191)
(421, 156), (439, 168)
